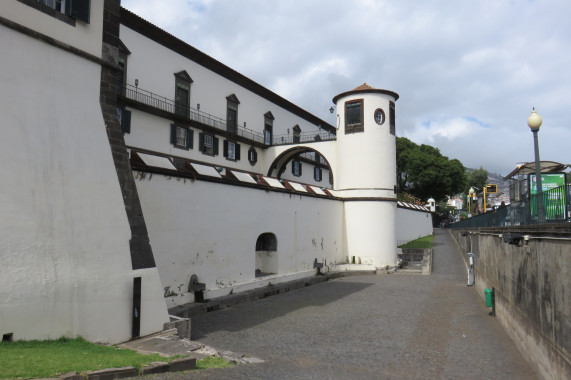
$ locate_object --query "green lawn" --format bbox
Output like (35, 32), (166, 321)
(0, 337), (184, 379)
(398, 234), (434, 248)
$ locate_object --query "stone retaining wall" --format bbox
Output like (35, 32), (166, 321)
(449, 228), (570, 380)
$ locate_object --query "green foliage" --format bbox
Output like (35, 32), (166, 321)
(465, 167), (489, 193)
(396, 137), (466, 202)
(462, 166), (489, 210)
(196, 356), (232, 369)
(0, 337), (179, 379)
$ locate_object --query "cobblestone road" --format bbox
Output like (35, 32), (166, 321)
(141, 229), (537, 379)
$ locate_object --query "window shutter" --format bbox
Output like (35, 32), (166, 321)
(121, 109), (131, 134)
(223, 140), (228, 158)
(199, 133), (204, 152)
(299, 162), (302, 176)
(213, 137), (219, 155)
(187, 129), (194, 149)
(68, 0), (90, 23)
(292, 161), (295, 175)
(170, 124), (177, 145)
(236, 143), (241, 160)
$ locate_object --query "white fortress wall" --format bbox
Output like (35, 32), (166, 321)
(133, 172), (346, 308)
(0, 24), (167, 343)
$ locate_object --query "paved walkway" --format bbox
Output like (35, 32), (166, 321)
(135, 229), (537, 379)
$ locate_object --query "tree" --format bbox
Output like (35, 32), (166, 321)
(396, 137), (466, 203)
(463, 167), (489, 211)
(465, 167), (488, 193)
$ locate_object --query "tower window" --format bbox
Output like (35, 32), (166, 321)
(345, 99), (364, 134)
(389, 101), (396, 135)
(374, 108), (385, 125)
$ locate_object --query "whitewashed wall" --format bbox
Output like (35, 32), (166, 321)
(279, 160), (332, 188)
(0, 1), (104, 57)
(133, 172), (346, 307)
(0, 23), (168, 343)
(396, 207), (433, 244)
(120, 26), (331, 137)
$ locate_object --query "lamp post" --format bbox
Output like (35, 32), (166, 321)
(469, 187), (475, 216)
(527, 108), (545, 223)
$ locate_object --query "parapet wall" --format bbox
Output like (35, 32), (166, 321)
(396, 206), (433, 244)
(449, 228), (570, 380)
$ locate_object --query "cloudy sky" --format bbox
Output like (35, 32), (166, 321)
(122, 0), (570, 177)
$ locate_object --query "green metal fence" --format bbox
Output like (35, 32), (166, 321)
(450, 185), (569, 228)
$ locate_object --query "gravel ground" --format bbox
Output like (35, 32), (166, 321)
(137, 229), (537, 379)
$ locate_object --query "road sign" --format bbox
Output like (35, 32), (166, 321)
(485, 184), (498, 193)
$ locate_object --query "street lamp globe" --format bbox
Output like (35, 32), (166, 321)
(527, 109), (542, 131)
(469, 187), (475, 196)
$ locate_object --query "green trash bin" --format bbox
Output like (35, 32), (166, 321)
(484, 288), (493, 307)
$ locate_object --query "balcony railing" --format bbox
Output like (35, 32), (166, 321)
(272, 130), (336, 146)
(124, 84), (265, 144)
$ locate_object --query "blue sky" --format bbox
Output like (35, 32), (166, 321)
(122, 0), (571, 176)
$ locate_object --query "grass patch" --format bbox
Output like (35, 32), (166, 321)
(398, 234), (434, 248)
(0, 337), (180, 379)
(195, 356), (232, 369)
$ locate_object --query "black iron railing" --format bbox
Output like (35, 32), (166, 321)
(125, 84), (265, 144)
(272, 130), (336, 146)
(450, 184), (570, 228)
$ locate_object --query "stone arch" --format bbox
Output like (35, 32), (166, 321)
(267, 146), (334, 184)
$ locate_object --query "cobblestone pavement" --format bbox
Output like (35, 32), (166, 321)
(138, 229), (537, 379)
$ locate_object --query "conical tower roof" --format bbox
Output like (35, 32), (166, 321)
(332, 84), (399, 103)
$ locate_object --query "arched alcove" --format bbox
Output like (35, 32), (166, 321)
(255, 233), (278, 277)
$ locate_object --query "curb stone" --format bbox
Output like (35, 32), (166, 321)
(140, 362), (170, 375)
(167, 357), (197, 372)
(86, 366), (138, 380)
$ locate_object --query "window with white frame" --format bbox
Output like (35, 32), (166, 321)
(20, 0), (90, 24)
(248, 147), (257, 165)
(264, 112), (274, 145)
(292, 160), (302, 177)
(174, 71), (192, 118)
(224, 140), (241, 160)
(170, 124), (193, 150)
(226, 94), (239, 134)
(199, 132), (218, 156)
(314, 166), (322, 182)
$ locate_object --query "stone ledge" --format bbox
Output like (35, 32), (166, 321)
(168, 357), (197, 371)
(85, 366), (138, 380)
(140, 361), (170, 375)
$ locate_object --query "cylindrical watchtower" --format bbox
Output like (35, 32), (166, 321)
(333, 84), (399, 267)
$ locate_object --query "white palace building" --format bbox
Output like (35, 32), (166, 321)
(0, 0), (432, 343)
